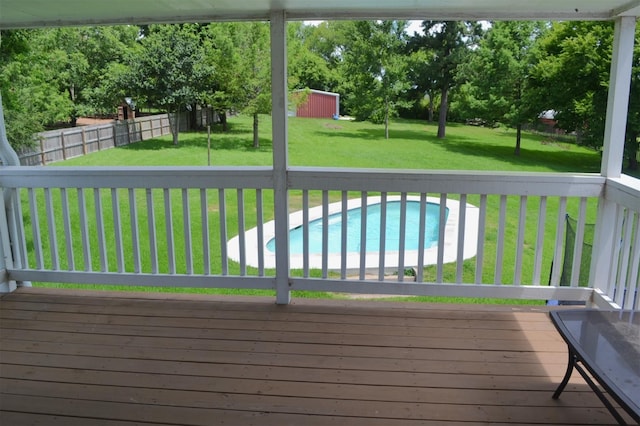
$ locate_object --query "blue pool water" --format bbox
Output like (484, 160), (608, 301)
(266, 200), (447, 254)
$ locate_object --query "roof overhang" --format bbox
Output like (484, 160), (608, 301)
(1, 0), (639, 29)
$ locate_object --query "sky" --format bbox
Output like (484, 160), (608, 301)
(304, 20), (424, 35)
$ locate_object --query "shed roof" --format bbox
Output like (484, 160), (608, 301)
(1, 0), (639, 29)
(295, 89), (339, 97)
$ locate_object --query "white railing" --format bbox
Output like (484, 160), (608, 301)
(287, 168), (604, 301)
(0, 166), (620, 304)
(0, 166), (276, 290)
(590, 175), (640, 310)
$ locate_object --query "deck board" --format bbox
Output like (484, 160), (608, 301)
(0, 287), (631, 425)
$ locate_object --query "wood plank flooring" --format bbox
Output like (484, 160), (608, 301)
(0, 287), (630, 425)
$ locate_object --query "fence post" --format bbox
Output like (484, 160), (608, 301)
(40, 137), (47, 165)
(60, 131), (67, 161)
(81, 128), (87, 155)
(112, 123), (117, 147)
(96, 127), (101, 151)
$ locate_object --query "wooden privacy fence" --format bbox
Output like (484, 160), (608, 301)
(19, 108), (216, 166)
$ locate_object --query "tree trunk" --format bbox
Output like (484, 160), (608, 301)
(69, 85), (77, 127)
(384, 98), (389, 140)
(170, 108), (179, 146)
(514, 123), (522, 156)
(188, 105), (197, 130)
(219, 111), (228, 132)
(253, 113), (259, 148)
(437, 87), (448, 139)
(428, 92), (434, 122)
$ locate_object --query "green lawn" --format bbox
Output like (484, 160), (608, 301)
(38, 115), (603, 303)
(61, 115), (601, 174)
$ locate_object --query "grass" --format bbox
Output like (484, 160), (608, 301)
(36, 115), (603, 304)
(289, 119), (601, 173)
(60, 115), (601, 173)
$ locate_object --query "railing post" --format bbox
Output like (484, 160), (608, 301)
(590, 17), (636, 305)
(271, 10), (290, 304)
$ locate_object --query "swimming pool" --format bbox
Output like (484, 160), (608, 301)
(227, 195), (479, 271)
(266, 200), (445, 254)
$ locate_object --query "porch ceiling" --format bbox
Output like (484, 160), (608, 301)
(0, 0), (639, 29)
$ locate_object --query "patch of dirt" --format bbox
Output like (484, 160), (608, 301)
(324, 123), (343, 130)
(76, 117), (116, 126)
(540, 138), (572, 150)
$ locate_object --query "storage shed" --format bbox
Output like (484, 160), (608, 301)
(294, 89), (340, 118)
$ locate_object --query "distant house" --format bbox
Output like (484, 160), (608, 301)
(292, 89), (340, 118)
(538, 110), (565, 135)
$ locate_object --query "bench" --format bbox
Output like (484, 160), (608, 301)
(550, 309), (640, 425)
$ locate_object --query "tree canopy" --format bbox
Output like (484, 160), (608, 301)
(339, 20), (411, 139)
(458, 21), (546, 155)
(1, 20), (638, 166)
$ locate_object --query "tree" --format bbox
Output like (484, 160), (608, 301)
(459, 21), (546, 156)
(76, 26), (140, 115)
(124, 24), (210, 145)
(340, 21), (411, 139)
(406, 49), (438, 122)
(199, 23), (244, 132)
(234, 22), (271, 148)
(409, 21), (483, 138)
(1, 30), (42, 150)
(0, 29), (72, 150)
(532, 22), (640, 169)
(287, 22), (337, 93)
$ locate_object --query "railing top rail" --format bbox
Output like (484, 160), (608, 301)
(0, 165), (607, 195)
(0, 166), (274, 189)
(605, 174), (640, 212)
(0, 166), (606, 196)
(289, 167), (605, 196)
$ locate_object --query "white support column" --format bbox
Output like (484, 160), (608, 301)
(0, 94), (24, 292)
(590, 17), (636, 301)
(0, 95), (21, 168)
(270, 11), (291, 304)
(601, 16), (636, 178)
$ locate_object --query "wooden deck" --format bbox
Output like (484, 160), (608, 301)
(0, 287), (630, 425)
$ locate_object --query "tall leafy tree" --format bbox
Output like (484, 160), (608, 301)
(38, 26), (140, 124)
(532, 22), (640, 169)
(459, 21), (546, 156)
(77, 26), (140, 115)
(1, 29), (72, 150)
(200, 23), (244, 132)
(124, 24), (210, 145)
(340, 20), (411, 139)
(405, 49), (434, 121)
(287, 22), (337, 92)
(409, 21), (483, 138)
(235, 22), (271, 148)
(1, 30), (42, 150)
(33, 28), (89, 127)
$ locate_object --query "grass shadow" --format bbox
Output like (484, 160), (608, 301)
(439, 137), (601, 173)
(315, 127), (437, 142)
(121, 132), (273, 153)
